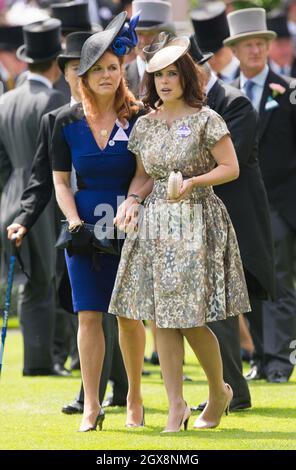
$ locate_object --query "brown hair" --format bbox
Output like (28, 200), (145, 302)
(79, 51), (139, 124)
(142, 52), (206, 110)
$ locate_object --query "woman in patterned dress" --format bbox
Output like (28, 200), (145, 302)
(109, 35), (250, 432)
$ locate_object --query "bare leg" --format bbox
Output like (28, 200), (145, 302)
(181, 326), (232, 426)
(117, 317), (146, 426)
(156, 328), (189, 431)
(78, 311), (105, 431)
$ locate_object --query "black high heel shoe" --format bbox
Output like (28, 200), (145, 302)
(125, 406), (145, 428)
(79, 408), (105, 432)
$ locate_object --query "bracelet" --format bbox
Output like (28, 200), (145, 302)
(127, 193), (143, 204)
(68, 220), (84, 232)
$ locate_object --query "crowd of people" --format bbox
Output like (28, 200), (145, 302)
(0, 0), (295, 433)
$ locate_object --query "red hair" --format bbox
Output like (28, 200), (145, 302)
(79, 51), (139, 125)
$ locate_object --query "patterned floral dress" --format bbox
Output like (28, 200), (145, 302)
(109, 107), (250, 328)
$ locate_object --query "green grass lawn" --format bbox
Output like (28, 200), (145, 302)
(0, 330), (295, 450)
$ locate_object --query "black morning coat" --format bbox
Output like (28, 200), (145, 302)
(208, 79), (275, 299)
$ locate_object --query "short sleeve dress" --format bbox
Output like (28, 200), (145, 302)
(108, 107), (250, 328)
(51, 103), (137, 313)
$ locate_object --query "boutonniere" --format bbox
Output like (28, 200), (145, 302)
(269, 83), (286, 98)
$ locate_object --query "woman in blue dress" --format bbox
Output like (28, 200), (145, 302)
(52, 12), (152, 432)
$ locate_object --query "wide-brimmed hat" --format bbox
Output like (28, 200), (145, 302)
(57, 31), (93, 73)
(16, 18), (62, 64)
(191, 1), (230, 53)
(223, 8), (277, 47)
(144, 33), (190, 73)
(51, 1), (102, 34)
(267, 10), (290, 39)
(78, 11), (141, 76)
(0, 25), (23, 51)
(189, 35), (213, 65)
(132, 0), (176, 34)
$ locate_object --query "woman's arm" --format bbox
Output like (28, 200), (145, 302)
(53, 171), (82, 229)
(114, 155), (153, 230)
(170, 135), (239, 202)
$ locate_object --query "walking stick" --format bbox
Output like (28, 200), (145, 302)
(0, 238), (17, 377)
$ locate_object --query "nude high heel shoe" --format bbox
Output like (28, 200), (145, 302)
(193, 384), (233, 430)
(161, 402), (191, 433)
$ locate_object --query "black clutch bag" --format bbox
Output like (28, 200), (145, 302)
(55, 221), (121, 257)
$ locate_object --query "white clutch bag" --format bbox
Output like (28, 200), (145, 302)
(167, 170), (183, 199)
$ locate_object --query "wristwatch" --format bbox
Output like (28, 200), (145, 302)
(128, 193), (143, 204)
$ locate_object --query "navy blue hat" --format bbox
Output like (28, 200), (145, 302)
(78, 11), (140, 76)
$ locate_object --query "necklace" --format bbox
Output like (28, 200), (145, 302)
(100, 129), (108, 137)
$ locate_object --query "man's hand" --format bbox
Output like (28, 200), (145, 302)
(7, 223), (27, 247)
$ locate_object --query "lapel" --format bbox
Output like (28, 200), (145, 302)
(258, 69), (284, 140)
(207, 80), (220, 109)
(125, 60), (140, 98)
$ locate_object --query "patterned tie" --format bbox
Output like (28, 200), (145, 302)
(245, 80), (255, 104)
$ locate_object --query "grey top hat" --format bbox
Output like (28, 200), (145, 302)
(78, 11), (133, 76)
(223, 8), (277, 47)
(132, 0), (176, 33)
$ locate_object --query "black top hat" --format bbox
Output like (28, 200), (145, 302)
(78, 11), (128, 76)
(58, 31), (93, 73)
(189, 35), (213, 65)
(267, 11), (290, 39)
(51, 1), (99, 33)
(16, 18), (62, 64)
(190, 1), (230, 53)
(0, 25), (23, 51)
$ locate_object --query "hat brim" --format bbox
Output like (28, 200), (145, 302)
(136, 22), (176, 34)
(223, 30), (277, 47)
(146, 37), (190, 73)
(77, 11), (127, 76)
(61, 24), (102, 34)
(197, 52), (214, 65)
(16, 44), (62, 64)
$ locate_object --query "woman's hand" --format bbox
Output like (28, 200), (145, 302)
(167, 178), (195, 203)
(114, 197), (141, 232)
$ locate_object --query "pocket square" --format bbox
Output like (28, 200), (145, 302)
(265, 99), (279, 111)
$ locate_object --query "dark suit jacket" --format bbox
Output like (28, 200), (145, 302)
(125, 59), (141, 99)
(208, 80), (275, 298)
(232, 68), (296, 232)
(0, 80), (66, 281)
(14, 104), (69, 230)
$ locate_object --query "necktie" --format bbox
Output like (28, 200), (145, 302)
(245, 80), (255, 104)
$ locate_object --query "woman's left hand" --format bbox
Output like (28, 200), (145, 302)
(167, 178), (195, 203)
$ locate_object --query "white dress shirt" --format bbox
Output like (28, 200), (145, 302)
(219, 55), (240, 83)
(240, 64), (269, 112)
(27, 72), (53, 89)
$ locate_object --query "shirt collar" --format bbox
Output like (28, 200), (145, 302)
(220, 55), (240, 80)
(206, 71), (218, 95)
(27, 72), (53, 89)
(70, 96), (78, 107)
(240, 64), (269, 89)
(136, 55), (146, 80)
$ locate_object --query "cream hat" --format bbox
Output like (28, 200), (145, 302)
(145, 35), (190, 73)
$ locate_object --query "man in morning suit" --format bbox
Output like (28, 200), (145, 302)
(189, 36), (275, 411)
(225, 7), (296, 382)
(0, 19), (67, 375)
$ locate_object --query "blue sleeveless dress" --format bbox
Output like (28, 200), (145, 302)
(52, 104), (137, 313)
